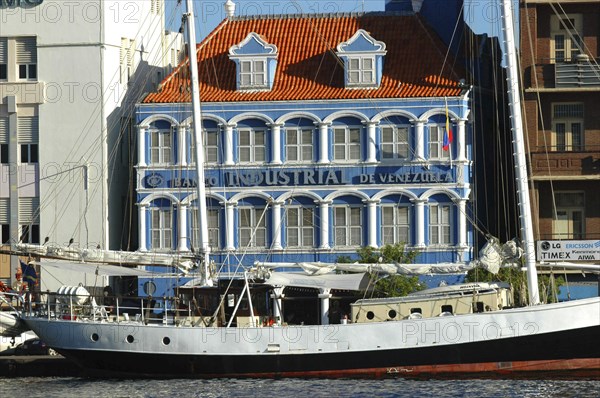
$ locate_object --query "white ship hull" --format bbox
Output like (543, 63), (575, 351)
(22, 297), (600, 377)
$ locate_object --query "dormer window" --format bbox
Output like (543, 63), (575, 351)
(337, 29), (386, 89)
(348, 57), (375, 85)
(229, 32), (278, 91)
(240, 60), (266, 87)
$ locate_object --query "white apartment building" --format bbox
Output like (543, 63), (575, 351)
(0, 0), (182, 280)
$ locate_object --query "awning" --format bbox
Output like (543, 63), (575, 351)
(264, 272), (370, 291)
(35, 260), (155, 276)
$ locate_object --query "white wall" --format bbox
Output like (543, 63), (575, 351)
(1, 0), (181, 252)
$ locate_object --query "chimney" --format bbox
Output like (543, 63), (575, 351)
(225, 0), (235, 18)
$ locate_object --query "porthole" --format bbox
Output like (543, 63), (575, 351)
(143, 281), (156, 296)
(388, 310), (397, 319)
(126, 335), (134, 344)
(163, 337), (171, 345)
(366, 311), (375, 320)
(91, 333), (99, 342)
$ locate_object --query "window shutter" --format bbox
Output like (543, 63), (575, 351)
(17, 117), (39, 143)
(16, 37), (37, 64)
(19, 197), (40, 224)
(0, 198), (9, 224)
(0, 38), (7, 63)
(0, 117), (8, 143)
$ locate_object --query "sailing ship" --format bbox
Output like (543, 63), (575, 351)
(3, 0), (600, 377)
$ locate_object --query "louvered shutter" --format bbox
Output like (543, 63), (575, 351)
(19, 197), (40, 224)
(0, 199), (9, 224)
(0, 38), (7, 63)
(0, 117), (8, 143)
(16, 37), (37, 64)
(17, 117), (39, 143)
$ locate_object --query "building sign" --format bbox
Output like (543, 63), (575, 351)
(0, 0), (43, 7)
(143, 167), (455, 189)
(537, 240), (600, 261)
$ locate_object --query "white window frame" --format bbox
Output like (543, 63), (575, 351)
(428, 125), (450, 160)
(239, 59), (267, 89)
(429, 204), (451, 245)
(150, 207), (173, 250)
(550, 14), (582, 63)
(553, 192), (584, 239)
(190, 129), (219, 164)
(333, 126), (361, 161)
(285, 206), (315, 248)
(149, 128), (172, 165)
(191, 207), (220, 250)
(552, 103), (583, 152)
(16, 37), (37, 81)
(347, 56), (375, 87)
(334, 205), (362, 247)
(238, 128), (266, 163)
(381, 125), (410, 160)
(238, 207), (267, 248)
(285, 128), (313, 162)
(381, 205), (410, 245)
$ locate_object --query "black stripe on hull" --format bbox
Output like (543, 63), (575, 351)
(59, 326), (600, 378)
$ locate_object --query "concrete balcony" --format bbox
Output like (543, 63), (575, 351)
(530, 149), (600, 179)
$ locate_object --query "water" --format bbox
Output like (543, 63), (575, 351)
(1, 378), (599, 397)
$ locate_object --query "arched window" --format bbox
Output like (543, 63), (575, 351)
(238, 207), (266, 248)
(429, 203), (451, 245)
(381, 204), (410, 245)
(285, 206), (315, 248)
(428, 124), (451, 160)
(334, 204), (362, 247)
(381, 124), (409, 160)
(149, 201), (173, 250)
(149, 126), (173, 165)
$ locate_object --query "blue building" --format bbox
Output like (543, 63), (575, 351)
(135, 7), (472, 277)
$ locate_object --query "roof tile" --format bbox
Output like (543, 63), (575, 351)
(144, 13), (463, 104)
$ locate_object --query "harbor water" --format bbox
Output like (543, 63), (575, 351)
(1, 377), (599, 397)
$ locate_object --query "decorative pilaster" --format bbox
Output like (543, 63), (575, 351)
(316, 122), (331, 164)
(178, 203), (188, 251)
(412, 198), (427, 248)
(412, 119), (426, 161)
(317, 200), (331, 249)
(137, 125), (147, 167)
(455, 198), (467, 248)
(269, 123), (283, 165)
(224, 200), (236, 250)
(364, 199), (379, 248)
(456, 118), (467, 162)
(363, 121), (378, 163)
(271, 201), (283, 249)
(178, 125), (187, 166)
(138, 203), (148, 251)
(223, 123), (236, 166)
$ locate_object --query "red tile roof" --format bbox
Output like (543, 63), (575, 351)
(144, 13), (463, 104)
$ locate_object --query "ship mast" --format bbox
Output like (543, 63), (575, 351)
(184, 0), (212, 285)
(500, 0), (539, 304)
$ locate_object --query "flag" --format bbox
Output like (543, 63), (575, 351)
(443, 99), (453, 151)
(20, 260), (37, 289)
